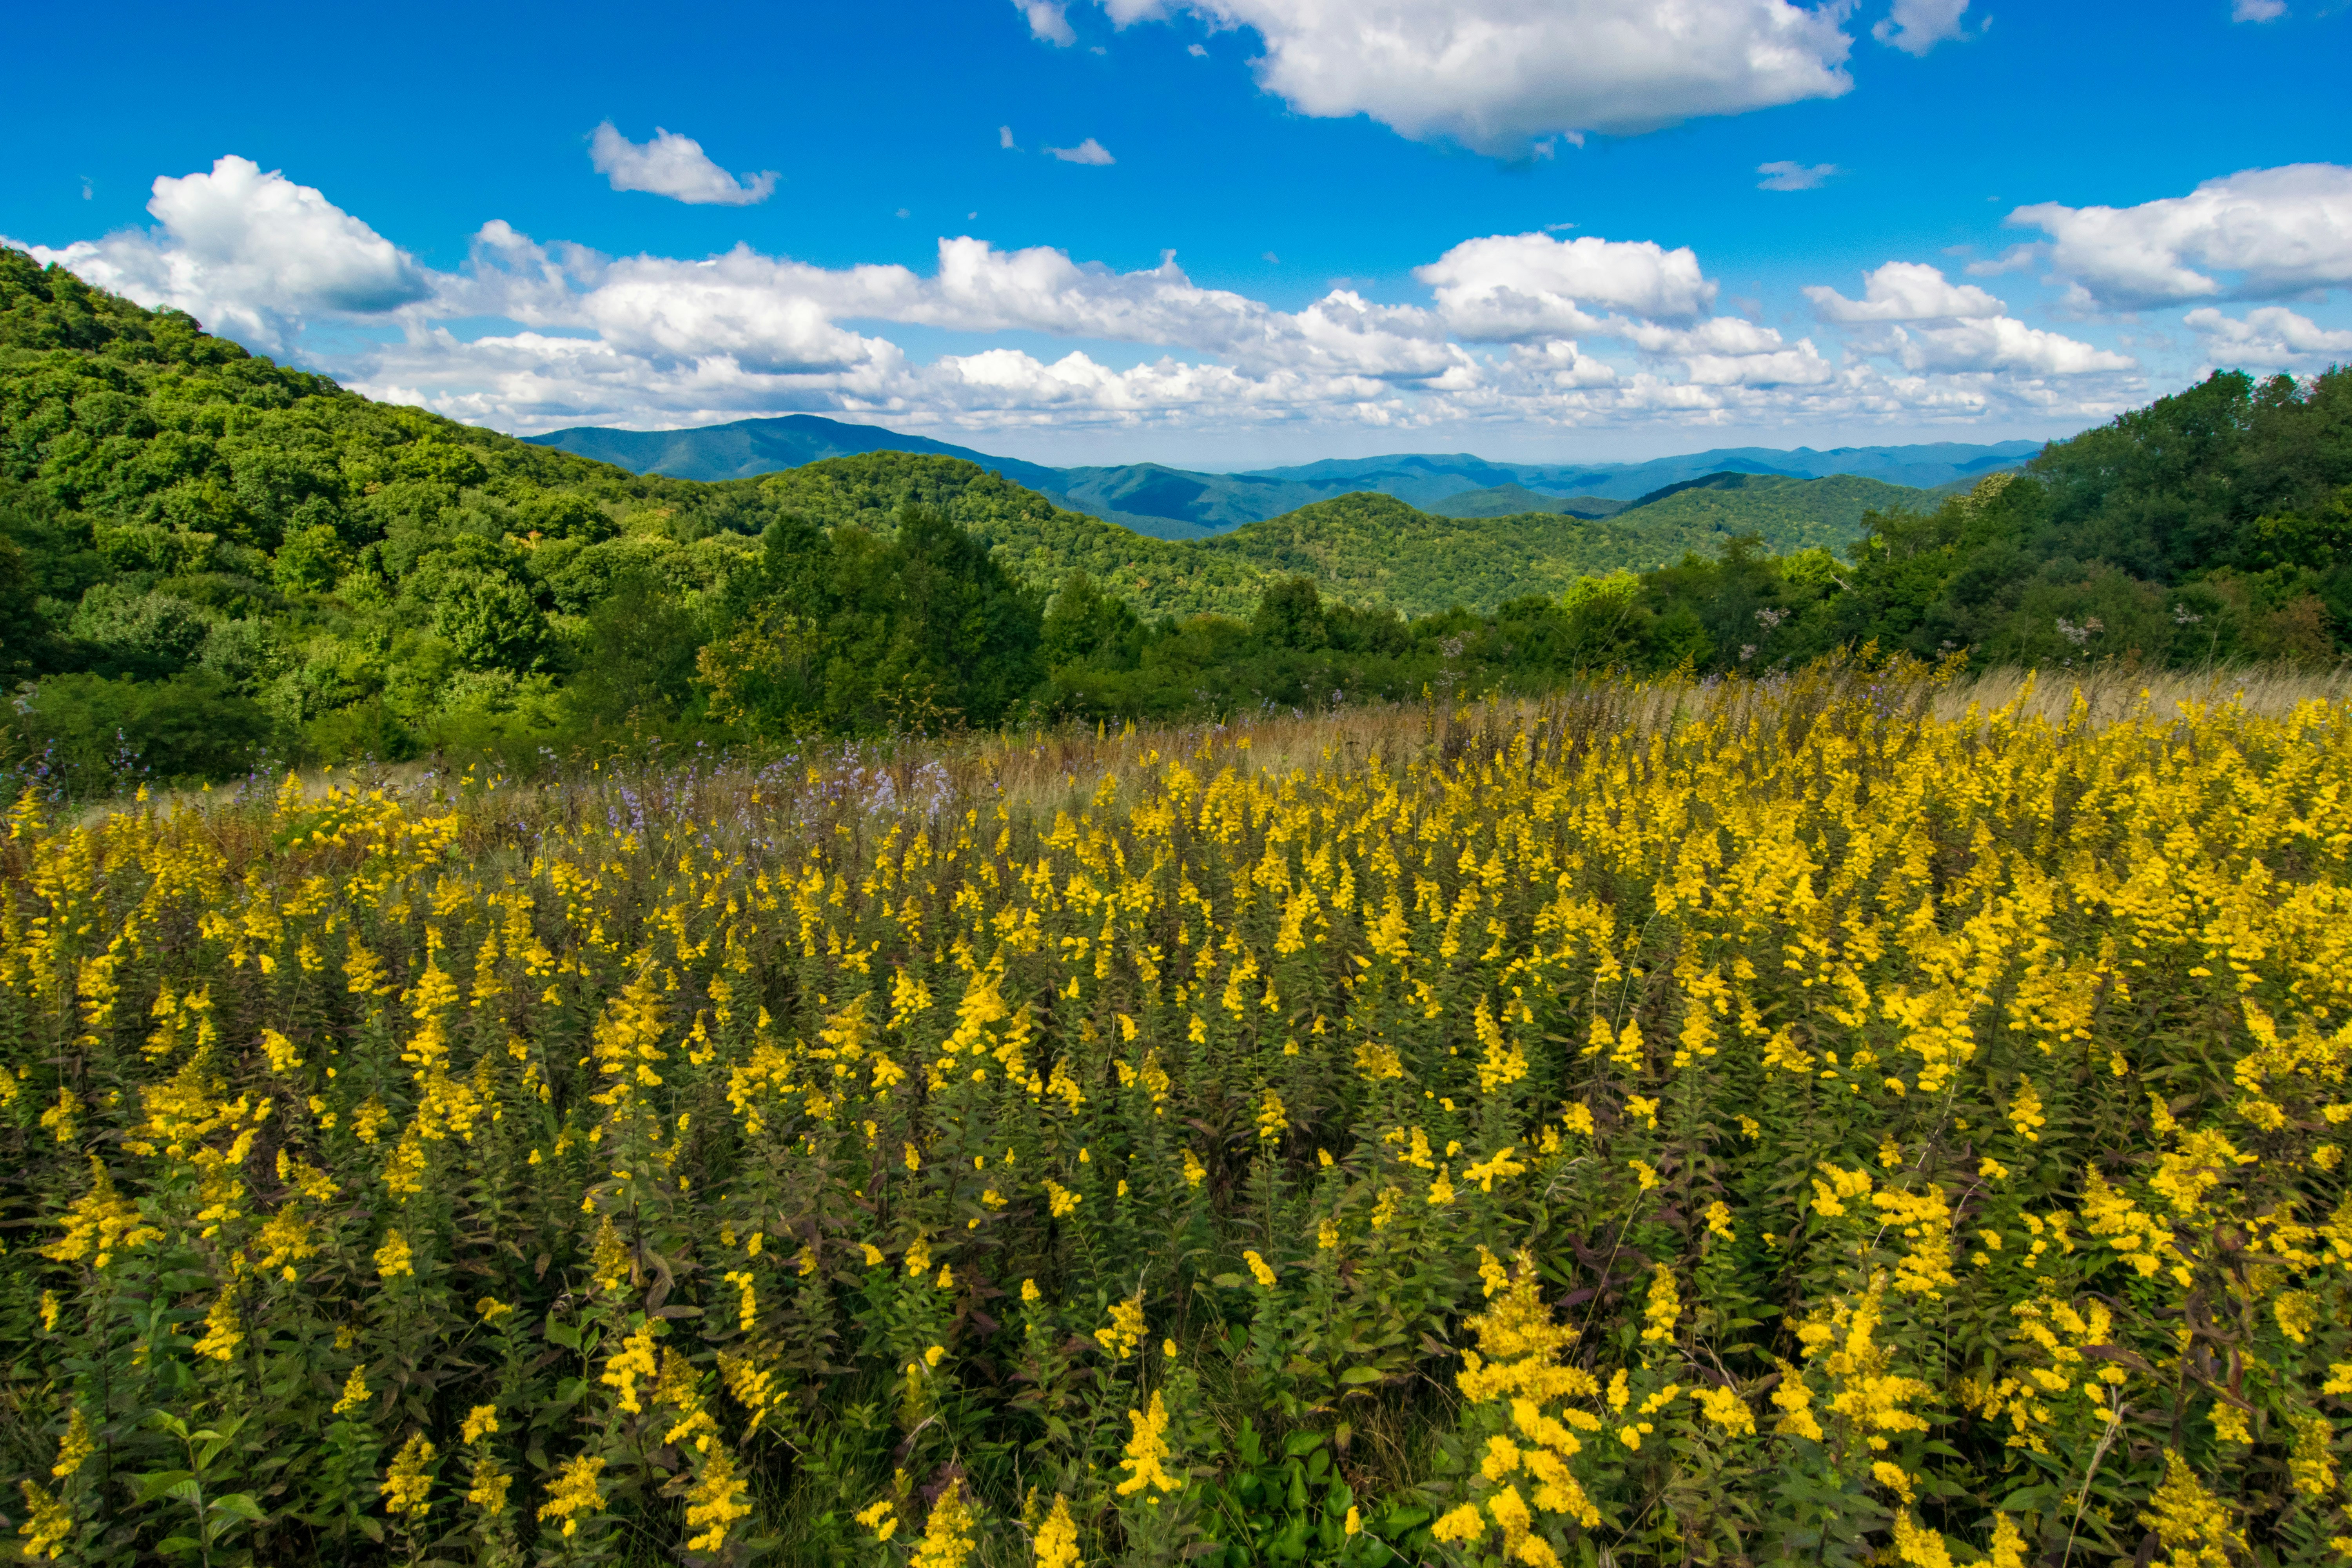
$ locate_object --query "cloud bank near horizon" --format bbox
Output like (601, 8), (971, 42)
(11, 154), (2348, 446)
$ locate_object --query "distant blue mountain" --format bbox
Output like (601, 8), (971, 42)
(526, 413), (2044, 535)
(522, 414), (1069, 497)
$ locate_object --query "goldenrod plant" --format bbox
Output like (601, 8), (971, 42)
(5, 660), (2352, 1564)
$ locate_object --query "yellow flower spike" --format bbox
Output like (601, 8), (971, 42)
(461, 1405), (499, 1445)
(539, 1454), (608, 1539)
(381, 1432), (436, 1519)
(16, 1479), (72, 1561)
(49, 1411), (96, 1480)
(1115, 1391), (1183, 1495)
(1033, 1492), (1082, 1568)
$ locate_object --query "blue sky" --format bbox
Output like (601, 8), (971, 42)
(5, 0), (2348, 468)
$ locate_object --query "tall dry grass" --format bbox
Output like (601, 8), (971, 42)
(109, 658), (2351, 847)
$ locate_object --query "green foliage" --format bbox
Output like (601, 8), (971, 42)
(8, 670), (270, 790)
(1609, 471), (1920, 549)
(1198, 479), (1920, 620)
(757, 454), (1269, 620)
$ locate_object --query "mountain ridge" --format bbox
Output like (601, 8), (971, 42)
(526, 413), (2040, 535)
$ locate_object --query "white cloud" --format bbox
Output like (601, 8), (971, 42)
(1805, 261), (2005, 321)
(2009, 163), (2352, 310)
(1869, 317), (2136, 376)
(1000, 125), (1019, 149)
(588, 123), (776, 206)
(1963, 242), (2042, 276)
(1044, 138), (1117, 165)
(1682, 341), (1837, 386)
(1074, 0), (1857, 155)
(1018, 0), (1078, 44)
(1873, 0), (1968, 55)
(2184, 305), (2352, 364)
(2232, 0), (2286, 20)
(1417, 232), (1717, 339)
(1802, 261), (2132, 377)
(1757, 160), (1838, 191)
(20, 152), (2152, 443)
(12, 154), (428, 354)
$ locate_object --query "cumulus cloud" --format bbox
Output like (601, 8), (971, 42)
(1805, 261), (2005, 321)
(2185, 305), (2352, 364)
(19, 152), (2153, 441)
(12, 154), (429, 354)
(1071, 0), (1856, 154)
(1756, 160), (1838, 191)
(588, 123), (776, 206)
(1044, 138), (1117, 165)
(1417, 232), (1717, 339)
(1803, 261), (2131, 377)
(1018, 0), (1078, 44)
(1873, 0), (1969, 55)
(2232, 0), (2286, 20)
(1870, 317), (2136, 376)
(1000, 125), (1020, 149)
(2009, 163), (2352, 310)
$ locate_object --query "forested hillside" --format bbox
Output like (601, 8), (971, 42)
(1606, 471), (1920, 544)
(3, 245), (2347, 793)
(1199, 474), (1927, 617)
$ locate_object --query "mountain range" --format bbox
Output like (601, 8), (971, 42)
(525, 414), (2040, 538)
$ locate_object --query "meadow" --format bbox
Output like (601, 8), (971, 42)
(4, 659), (2351, 1568)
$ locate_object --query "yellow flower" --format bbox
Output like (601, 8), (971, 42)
(1097, 1291), (1147, 1358)
(466, 1455), (512, 1515)
(381, 1432), (436, 1519)
(913, 1477), (978, 1568)
(601, 1320), (659, 1414)
(1243, 1250), (1277, 1287)
(373, 1230), (414, 1281)
(1639, 1264), (1681, 1347)
(684, 1444), (754, 1552)
(726, 1270), (758, 1334)
(856, 1497), (900, 1543)
(2138, 1453), (2241, 1568)
(1430, 1503), (1486, 1545)
(1115, 1391), (1183, 1495)
(49, 1411), (96, 1481)
(193, 1292), (241, 1362)
(538, 1454), (608, 1538)
(1033, 1492), (1082, 1568)
(334, 1364), (371, 1417)
(1694, 1384), (1755, 1435)
(461, 1405), (499, 1445)
(16, 1479), (71, 1561)
(1891, 1509), (1951, 1568)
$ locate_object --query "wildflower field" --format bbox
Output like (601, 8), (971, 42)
(5, 662), (2352, 1568)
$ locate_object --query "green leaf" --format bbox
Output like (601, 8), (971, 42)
(135, 1470), (198, 1503)
(210, 1492), (269, 1523)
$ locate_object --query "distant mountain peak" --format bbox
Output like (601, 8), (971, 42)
(526, 415), (2043, 538)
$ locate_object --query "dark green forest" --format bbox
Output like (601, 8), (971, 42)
(2, 245), (2347, 795)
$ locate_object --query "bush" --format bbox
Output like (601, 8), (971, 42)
(10, 670), (271, 792)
